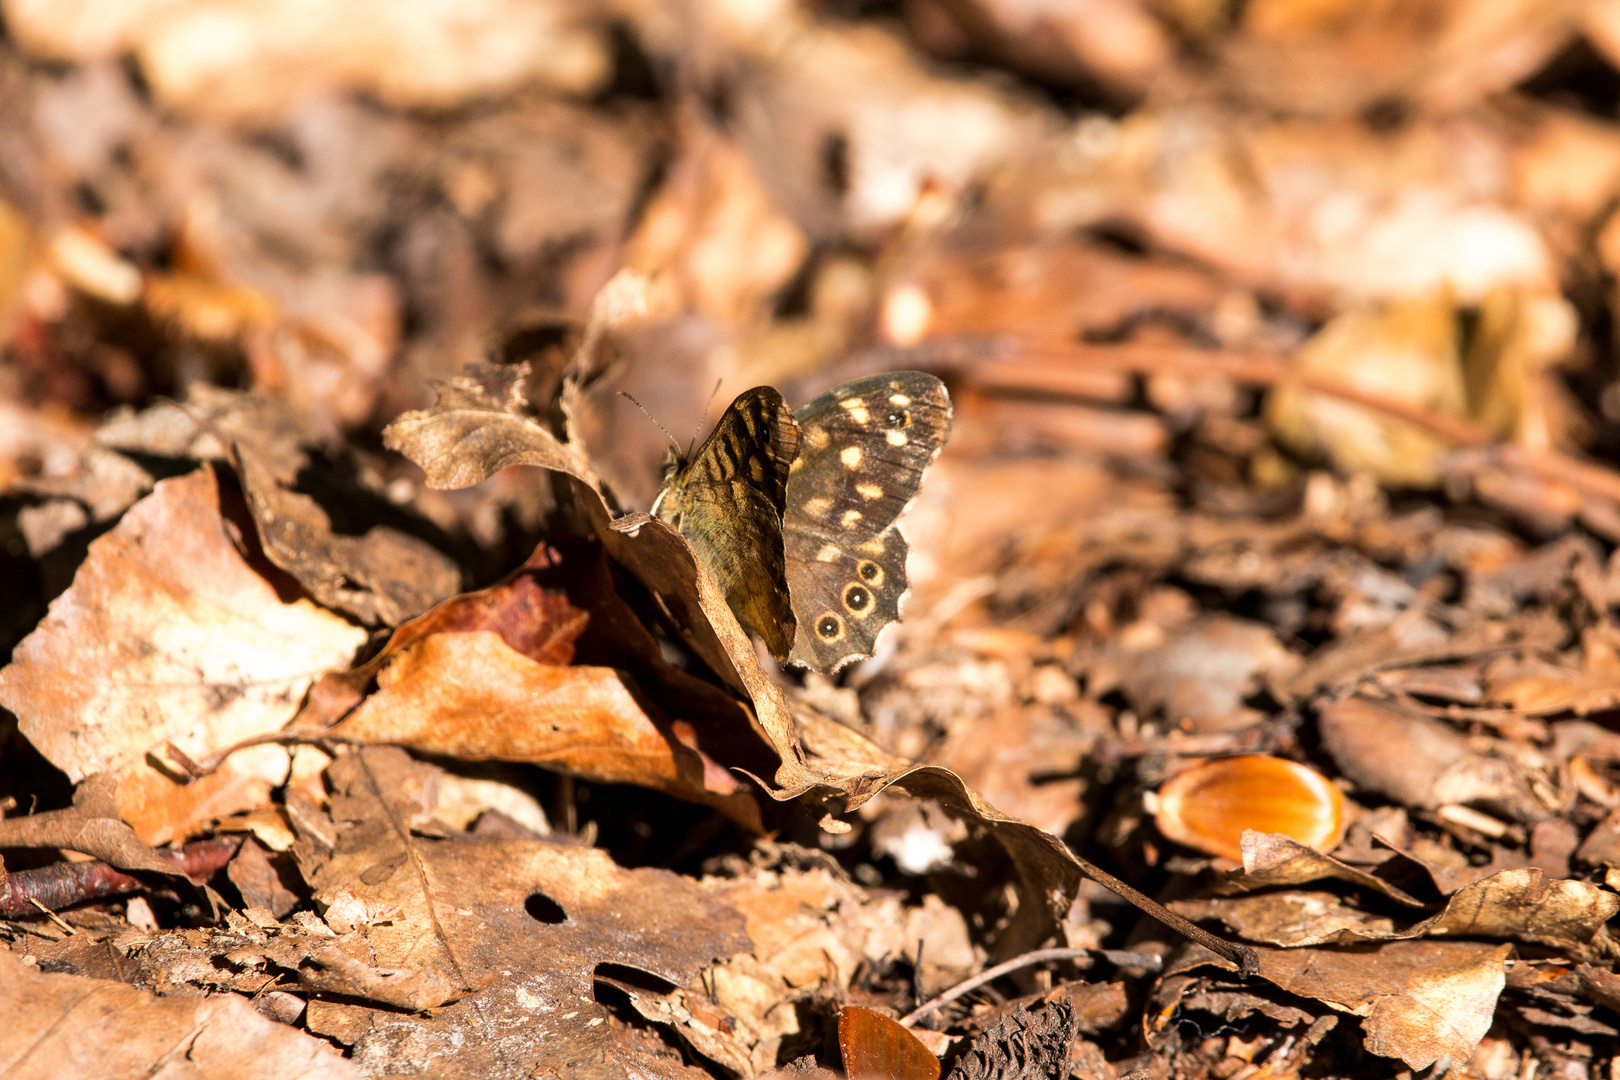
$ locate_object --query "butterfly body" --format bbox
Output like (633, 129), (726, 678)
(652, 386), (801, 660)
(651, 372), (950, 673)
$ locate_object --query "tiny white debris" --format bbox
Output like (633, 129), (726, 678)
(515, 987), (544, 1010)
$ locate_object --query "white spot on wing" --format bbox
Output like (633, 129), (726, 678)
(886, 430), (908, 446)
(840, 446), (863, 469)
(839, 399), (870, 424)
(841, 509), (863, 527)
(803, 496), (832, 519)
(888, 393), (911, 406)
(806, 426), (829, 450)
(856, 483), (883, 499)
(815, 544), (841, 562)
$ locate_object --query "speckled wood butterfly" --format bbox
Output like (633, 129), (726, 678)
(653, 372), (950, 673)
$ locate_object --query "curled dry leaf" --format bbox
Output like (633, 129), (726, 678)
(0, 465), (367, 844)
(1167, 938), (1510, 1071)
(1181, 866), (1617, 957)
(186, 386), (461, 626)
(299, 748), (753, 1078)
(382, 359), (592, 491)
(1154, 755), (1346, 862)
(0, 949), (355, 1079)
(0, 773), (191, 877)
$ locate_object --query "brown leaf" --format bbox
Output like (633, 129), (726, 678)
(299, 747), (753, 1077)
(189, 386), (462, 626)
(1184, 866), (1616, 957)
(1227, 831), (1428, 907)
(382, 359), (592, 490)
(1089, 615), (1299, 732)
(296, 542), (588, 729)
(0, 465), (367, 843)
(327, 630), (758, 822)
(0, 949), (355, 1079)
(0, 774), (180, 877)
(1168, 938), (1510, 1071)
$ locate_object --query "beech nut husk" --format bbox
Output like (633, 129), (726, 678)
(1154, 754), (1346, 862)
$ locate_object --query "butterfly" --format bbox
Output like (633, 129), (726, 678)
(652, 372), (951, 673)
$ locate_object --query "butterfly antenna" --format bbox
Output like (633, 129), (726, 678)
(618, 391), (681, 453)
(688, 378), (723, 457)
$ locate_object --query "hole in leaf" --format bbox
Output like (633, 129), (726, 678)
(524, 892), (567, 923)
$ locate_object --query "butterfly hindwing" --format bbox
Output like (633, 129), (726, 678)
(784, 524), (909, 672)
(654, 386), (801, 660)
(783, 372), (951, 671)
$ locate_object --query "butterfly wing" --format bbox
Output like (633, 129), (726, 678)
(657, 386), (802, 660)
(783, 372), (950, 671)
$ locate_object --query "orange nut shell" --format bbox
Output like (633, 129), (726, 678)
(1154, 754), (1346, 863)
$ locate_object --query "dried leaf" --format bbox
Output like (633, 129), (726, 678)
(0, 774), (185, 876)
(328, 630), (758, 823)
(189, 386), (462, 626)
(296, 542), (587, 729)
(1169, 938), (1509, 1070)
(0, 949), (355, 1079)
(1319, 697), (1549, 823)
(299, 747), (753, 1078)
(382, 359), (592, 491)
(0, 465), (367, 843)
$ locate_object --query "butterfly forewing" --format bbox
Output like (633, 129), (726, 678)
(783, 372), (950, 671)
(785, 372), (951, 544)
(655, 386), (801, 660)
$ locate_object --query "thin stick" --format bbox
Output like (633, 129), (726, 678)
(900, 946), (1160, 1027)
(1068, 847), (1260, 977)
(28, 897), (76, 935)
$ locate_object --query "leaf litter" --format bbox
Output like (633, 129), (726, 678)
(8, 4), (1620, 1078)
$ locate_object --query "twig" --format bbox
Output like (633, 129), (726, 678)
(900, 945), (1161, 1027)
(1067, 848), (1260, 977)
(0, 838), (240, 916)
(27, 897), (76, 934)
